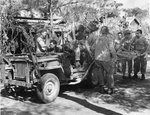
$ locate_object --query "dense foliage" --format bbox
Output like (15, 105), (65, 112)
(0, 0), (149, 54)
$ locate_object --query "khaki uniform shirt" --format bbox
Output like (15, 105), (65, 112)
(132, 36), (148, 54)
(36, 31), (47, 53)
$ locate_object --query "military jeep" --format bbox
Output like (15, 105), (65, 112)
(2, 50), (99, 103)
(1, 17), (100, 103)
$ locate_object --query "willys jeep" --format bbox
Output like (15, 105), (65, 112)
(2, 51), (99, 103)
(1, 18), (100, 103)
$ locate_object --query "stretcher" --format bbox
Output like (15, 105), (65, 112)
(117, 50), (140, 60)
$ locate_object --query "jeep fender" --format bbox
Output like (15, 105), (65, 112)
(38, 60), (64, 72)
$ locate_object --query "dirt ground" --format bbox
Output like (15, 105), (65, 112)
(1, 60), (150, 115)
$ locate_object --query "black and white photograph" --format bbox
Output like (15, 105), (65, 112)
(0, 0), (150, 115)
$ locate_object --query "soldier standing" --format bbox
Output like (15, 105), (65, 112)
(132, 29), (149, 80)
(114, 32), (124, 73)
(94, 26), (116, 94)
(119, 30), (133, 78)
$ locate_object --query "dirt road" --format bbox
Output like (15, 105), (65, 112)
(1, 61), (150, 115)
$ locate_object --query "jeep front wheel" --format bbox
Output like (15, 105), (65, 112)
(37, 73), (60, 103)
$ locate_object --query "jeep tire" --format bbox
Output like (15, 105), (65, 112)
(37, 73), (60, 103)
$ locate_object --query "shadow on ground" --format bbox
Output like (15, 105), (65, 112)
(60, 93), (122, 115)
(65, 75), (150, 113)
(1, 74), (150, 114)
(111, 76), (150, 112)
(1, 89), (123, 115)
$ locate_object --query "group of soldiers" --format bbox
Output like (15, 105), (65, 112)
(92, 26), (149, 94)
(33, 24), (149, 94)
(115, 29), (148, 79)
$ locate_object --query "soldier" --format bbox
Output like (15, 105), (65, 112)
(115, 32), (124, 51)
(36, 30), (49, 53)
(114, 32), (124, 73)
(36, 28), (59, 53)
(119, 30), (133, 78)
(132, 29), (149, 80)
(94, 26), (116, 94)
(48, 39), (61, 53)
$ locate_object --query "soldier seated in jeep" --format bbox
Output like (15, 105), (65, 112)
(48, 40), (62, 53)
(36, 30), (49, 53)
